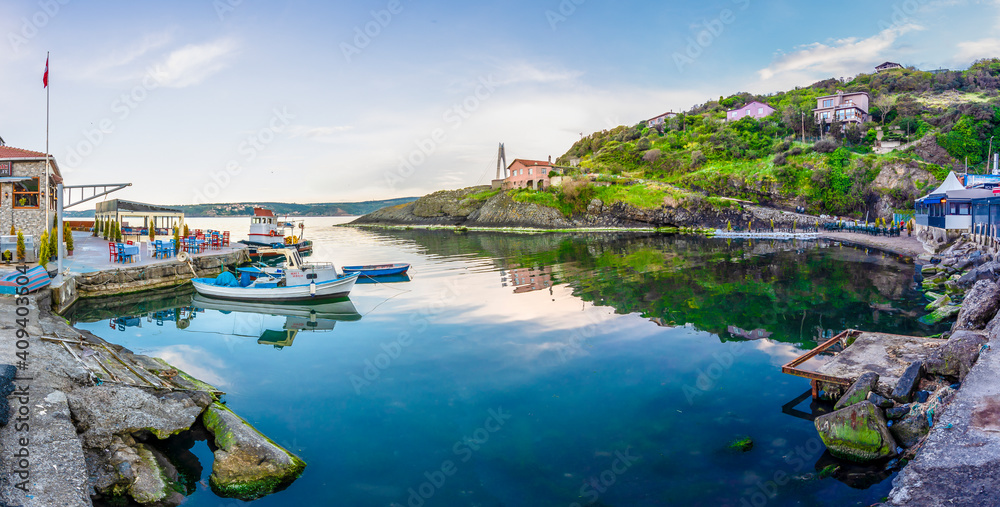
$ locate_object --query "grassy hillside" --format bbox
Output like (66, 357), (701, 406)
(528, 59), (1000, 218)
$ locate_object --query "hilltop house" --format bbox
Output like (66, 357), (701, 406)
(0, 145), (62, 240)
(504, 158), (563, 190)
(646, 111), (678, 129)
(813, 90), (870, 127)
(725, 101), (776, 122)
(875, 62), (903, 73)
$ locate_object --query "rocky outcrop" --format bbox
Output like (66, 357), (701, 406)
(924, 331), (987, 380)
(954, 280), (1000, 330)
(815, 401), (898, 462)
(202, 403), (307, 501)
(352, 186), (810, 230)
(834, 372), (880, 410)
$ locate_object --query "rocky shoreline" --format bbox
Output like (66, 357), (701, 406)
(0, 292), (304, 506)
(349, 186), (821, 231)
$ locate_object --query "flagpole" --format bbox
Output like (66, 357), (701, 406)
(45, 51), (49, 223)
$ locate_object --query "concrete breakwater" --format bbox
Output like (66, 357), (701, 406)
(51, 248), (248, 314)
(0, 293), (305, 506)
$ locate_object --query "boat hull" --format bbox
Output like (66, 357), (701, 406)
(191, 272), (358, 302)
(342, 263), (410, 276)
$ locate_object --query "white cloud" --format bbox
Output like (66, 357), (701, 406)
(148, 38), (240, 88)
(288, 125), (355, 142)
(757, 24), (923, 83)
(955, 37), (1000, 63)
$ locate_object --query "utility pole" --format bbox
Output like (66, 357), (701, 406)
(988, 135), (994, 175)
(801, 112), (805, 143)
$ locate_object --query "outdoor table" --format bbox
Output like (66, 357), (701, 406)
(118, 243), (140, 263)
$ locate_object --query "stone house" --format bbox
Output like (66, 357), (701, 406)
(875, 61), (903, 73)
(725, 101), (776, 122)
(0, 145), (61, 240)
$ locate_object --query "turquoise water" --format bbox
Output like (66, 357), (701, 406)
(69, 218), (942, 506)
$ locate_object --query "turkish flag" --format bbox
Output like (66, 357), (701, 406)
(43, 56), (48, 88)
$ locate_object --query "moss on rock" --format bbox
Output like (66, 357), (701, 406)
(202, 402), (306, 501)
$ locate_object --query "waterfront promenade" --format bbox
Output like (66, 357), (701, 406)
(58, 232), (246, 274)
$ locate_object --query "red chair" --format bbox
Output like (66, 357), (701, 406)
(126, 240), (134, 245)
(222, 231), (230, 247)
(108, 242), (118, 262)
(211, 234), (221, 250)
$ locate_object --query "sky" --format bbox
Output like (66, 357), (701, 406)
(1, 0), (999, 206)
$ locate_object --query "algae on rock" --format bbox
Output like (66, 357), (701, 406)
(202, 402), (307, 501)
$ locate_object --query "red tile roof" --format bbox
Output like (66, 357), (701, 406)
(508, 159), (551, 168)
(0, 146), (48, 159)
(253, 207), (274, 217)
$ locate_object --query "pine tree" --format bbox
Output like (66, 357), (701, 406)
(173, 226), (181, 254)
(48, 226), (57, 258)
(64, 223), (73, 253)
(93, 218), (100, 237)
(16, 230), (25, 262)
(38, 230), (49, 268)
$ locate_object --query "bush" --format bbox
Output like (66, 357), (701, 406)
(173, 227), (181, 254)
(773, 152), (788, 166)
(772, 140), (791, 153)
(38, 230), (49, 267)
(813, 138), (840, 153)
(48, 226), (57, 257)
(642, 149), (662, 163)
(788, 146), (803, 156)
(559, 179), (597, 215)
(65, 223), (73, 252)
(691, 150), (707, 168)
(16, 230), (25, 262)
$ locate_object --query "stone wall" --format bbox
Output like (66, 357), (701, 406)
(0, 159), (54, 240)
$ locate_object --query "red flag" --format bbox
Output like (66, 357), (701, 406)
(43, 56), (48, 88)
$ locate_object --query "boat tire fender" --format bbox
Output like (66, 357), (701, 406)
(177, 252), (190, 262)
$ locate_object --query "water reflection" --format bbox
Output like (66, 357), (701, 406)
(64, 229), (941, 507)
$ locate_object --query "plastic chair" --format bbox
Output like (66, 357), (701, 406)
(146, 241), (155, 259)
(211, 234), (221, 250)
(108, 242), (118, 263)
(222, 231), (230, 247)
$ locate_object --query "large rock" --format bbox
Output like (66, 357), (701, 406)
(66, 385), (213, 449)
(202, 402), (306, 501)
(814, 401), (898, 462)
(954, 280), (1000, 330)
(889, 405), (930, 448)
(957, 261), (1000, 287)
(891, 361), (924, 403)
(834, 372), (880, 410)
(925, 294), (951, 312)
(924, 330), (987, 380)
(918, 304), (960, 325)
(129, 443), (185, 506)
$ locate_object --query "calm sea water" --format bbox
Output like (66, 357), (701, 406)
(68, 217), (942, 507)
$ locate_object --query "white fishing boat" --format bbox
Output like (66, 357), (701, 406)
(191, 248), (358, 301)
(238, 207), (313, 258)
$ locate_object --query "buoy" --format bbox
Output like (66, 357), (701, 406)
(310, 280), (316, 296)
(177, 251), (190, 262)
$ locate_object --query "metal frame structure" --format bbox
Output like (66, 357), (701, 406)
(55, 182), (132, 279)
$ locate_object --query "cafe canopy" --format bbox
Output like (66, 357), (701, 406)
(95, 199), (184, 233)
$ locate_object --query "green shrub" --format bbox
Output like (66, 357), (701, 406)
(16, 230), (25, 262)
(65, 223), (74, 252)
(38, 230), (49, 267)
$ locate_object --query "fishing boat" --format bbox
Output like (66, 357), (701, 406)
(191, 248), (358, 301)
(342, 263), (410, 277)
(191, 295), (362, 349)
(238, 207), (313, 260)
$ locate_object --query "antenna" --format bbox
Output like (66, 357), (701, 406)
(495, 143), (507, 179)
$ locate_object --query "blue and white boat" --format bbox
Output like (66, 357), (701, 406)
(342, 263), (410, 277)
(191, 248), (358, 301)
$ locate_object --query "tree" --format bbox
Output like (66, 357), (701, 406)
(149, 223), (156, 242)
(38, 230), (49, 267)
(16, 230), (25, 262)
(93, 217), (100, 237)
(48, 226), (57, 258)
(114, 221), (122, 242)
(874, 93), (896, 127)
(173, 226), (181, 254)
(64, 223), (73, 253)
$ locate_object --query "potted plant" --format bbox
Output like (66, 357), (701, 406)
(93, 217), (100, 237)
(2, 250), (11, 263)
(17, 198), (26, 207)
(16, 229), (25, 262)
(173, 226), (181, 254)
(64, 223), (74, 256)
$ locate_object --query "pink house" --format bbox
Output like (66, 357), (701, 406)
(725, 101), (776, 122)
(504, 158), (556, 190)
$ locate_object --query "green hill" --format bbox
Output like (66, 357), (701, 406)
(523, 58), (1000, 219)
(64, 198), (419, 218)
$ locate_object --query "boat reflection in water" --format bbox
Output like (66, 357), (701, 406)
(190, 294), (362, 349)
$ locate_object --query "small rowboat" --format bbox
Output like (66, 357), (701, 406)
(342, 263), (410, 277)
